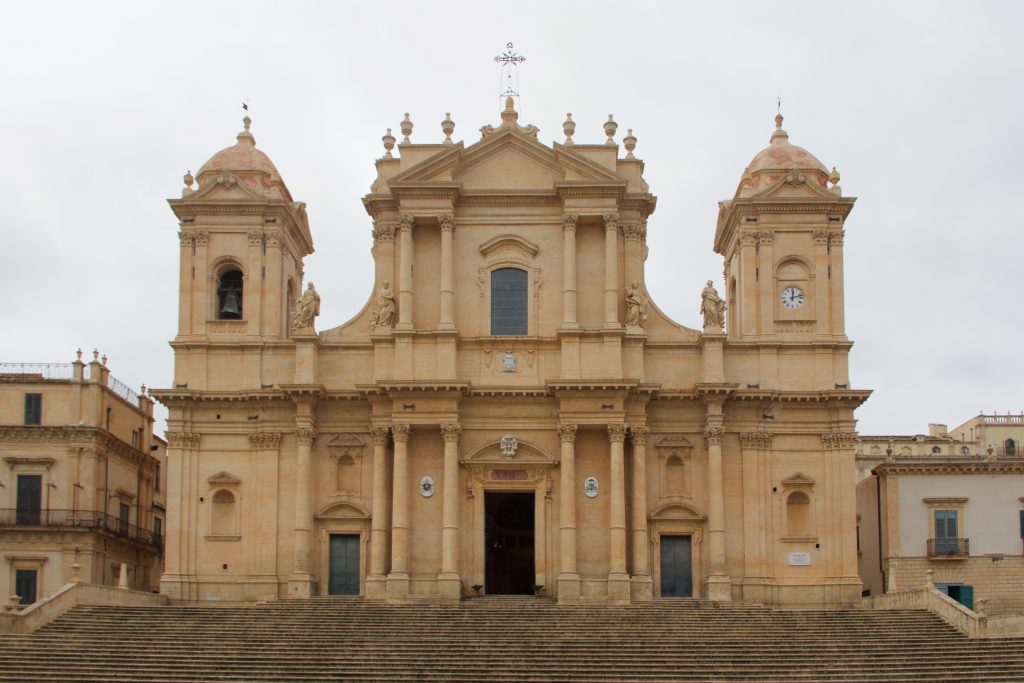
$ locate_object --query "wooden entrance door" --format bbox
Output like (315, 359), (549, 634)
(660, 535), (693, 597)
(328, 534), (360, 595)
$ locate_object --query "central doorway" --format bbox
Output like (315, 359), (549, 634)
(485, 491), (535, 594)
(660, 535), (693, 598)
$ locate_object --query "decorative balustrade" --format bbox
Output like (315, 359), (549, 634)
(0, 363), (78, 380)
(106, 374), (141, 406)
(0, 509), (162, 549)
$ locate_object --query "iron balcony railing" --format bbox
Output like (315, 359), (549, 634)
(927, 537), (969, 557)
(0, 509), (162, 549)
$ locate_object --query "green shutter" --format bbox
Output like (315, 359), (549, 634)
(960, 585), (974, 611)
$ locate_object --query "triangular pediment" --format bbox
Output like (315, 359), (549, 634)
(752, 173), (838, 200)
(781, 472), (816, 487)
(184, 172), (269, 202)
(207, 471), (241, 485)
(388, 129), (622, 192)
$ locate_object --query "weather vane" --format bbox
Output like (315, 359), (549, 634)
(777, 95), (782, 115)
(494, 42), (525, 106)
(242, 97), (250, 113)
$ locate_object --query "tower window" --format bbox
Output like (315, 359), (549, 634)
(23, 393), (42, 425)
(217, 268), (244, 320)
(1006, 439), (1017, 457)
(490, 267), (528, 335)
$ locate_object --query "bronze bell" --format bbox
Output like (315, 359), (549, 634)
(220, 291), (241, 317)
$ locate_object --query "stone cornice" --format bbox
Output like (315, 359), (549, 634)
(877, 460), (1024, 475)
(386, 180), (462, 202)
(0, 426), (156, 469)
(714, 195), (855, 256)
(553, 180), (628, 199)
(151, 389), (288, 406)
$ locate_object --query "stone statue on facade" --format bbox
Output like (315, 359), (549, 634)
(700, 280), (726, 331)
(291, 282), (320, 330)
(624, 281), (648, 328)
(373, 280), (396, 330)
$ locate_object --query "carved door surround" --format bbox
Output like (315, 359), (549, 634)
(648, 500), (706, 599)
(315, 500), (371, 597)
(461, 437), (554, 596)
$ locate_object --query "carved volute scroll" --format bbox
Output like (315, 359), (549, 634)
(441, 423), (462, 443)
(607, 423), (627, 443)
(703, 427), (725, 446)
(370, 426), (390, 445)
(296, 427), (317, 446)
(557, 423), (578, 443)
(562, 214), (578, 232)
(629, 425), (649, 445)
(391, 423), (411, 443)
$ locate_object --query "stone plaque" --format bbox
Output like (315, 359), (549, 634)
(491, 469), (529, 481)
(584, 476), (599, 498)
(501, 351), (517, 372)
(499, 435), (519, 458)
(788, 552), (811, 566)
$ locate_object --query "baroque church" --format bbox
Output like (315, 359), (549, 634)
(154, 96), (868, 606)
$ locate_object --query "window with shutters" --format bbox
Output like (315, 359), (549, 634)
(490, 267), (528, 335)
(23, 393), (41, 426)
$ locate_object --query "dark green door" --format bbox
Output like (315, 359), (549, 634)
(16, 475), (42, 525)
(15, 569), (37, 604)
(660, 535), (693, 597)
(328, 535), (360, 595)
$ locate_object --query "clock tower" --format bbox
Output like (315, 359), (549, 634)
(714, 113), (854, 389)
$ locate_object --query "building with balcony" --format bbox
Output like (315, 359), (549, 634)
(0, 352), (166, 604)
(857, 434), (1024, 613)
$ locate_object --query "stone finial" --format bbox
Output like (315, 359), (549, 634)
(623, 128), (637, 159)
(243, 115), (251, 132)
(182, 169), (194, 197)
(563, 113), (576, 146)
(604, 114), (618, 146)
(925, 569), (935, 588)
(140, 384), (147, 396)
(76, 348), (83, 361)
(70, 563), (82, 584)
(400, 113), (413, 143)
(976, 598), (988, 618)
(382, 128), (396, 158)
(771, 113), (789, 142)
(237, 115), (255, 146)
(93, 349), (99, 361)
(828, 166), (842, 196)
(101, 354), (108, 366)
(441, 112), (455, 144)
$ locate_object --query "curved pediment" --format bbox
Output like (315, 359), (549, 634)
(207, 471), (241, 485)
(316, 498), (370, 519)
(479, 234), (540, 260)
(462, 437), (554, 464)
(649, 498), (705, 521)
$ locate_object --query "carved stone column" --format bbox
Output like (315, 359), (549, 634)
(562, 214), (578, 327)
(438, 423), (462, 599)
(387, 423), (411, 599)
(177, 231), (193, 335)
(831, 230), (846, 336)
(629, 426), (652, 600)
(288, 425), (317, 598)
(603, 213), (620, 327)
(623, 221), (646, 293)
(557, 423), (580, 602)
(704, 422), (731, 601)
(607, 423), (630, 603)
(246, 230), (263, 336)
(192, 231), (209, 336)
(160, 432), (200, 601)
(397, 215), (415, 330)
(438, 215), (456, 330)
(264, 231), (283, 338)
(366, 426), (391, 599)
(739, 431), (772, 604)
(249, 431), (282, 592)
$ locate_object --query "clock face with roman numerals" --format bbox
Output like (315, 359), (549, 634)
(780, 286), (805, 309)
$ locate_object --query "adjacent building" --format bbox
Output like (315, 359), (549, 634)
(0, 353), (166, 604)
(155, 99), (868, 606)
(857, 416), (1024, 613)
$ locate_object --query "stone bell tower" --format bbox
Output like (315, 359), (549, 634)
(167, 116), (313, 390)
(714, 113), (854, 389)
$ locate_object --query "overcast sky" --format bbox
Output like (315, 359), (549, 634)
(1, 1), (1022, 436)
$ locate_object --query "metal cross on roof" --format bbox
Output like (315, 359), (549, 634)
(494, 42), (525, 102)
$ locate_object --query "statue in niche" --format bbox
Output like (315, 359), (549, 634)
(373, 280), (396, 329)
(624, 281), (648, 328)
(291, 282), (320, 330)
(700, 280), (726, 331)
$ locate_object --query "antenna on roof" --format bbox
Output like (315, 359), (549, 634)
(494, 42), (526, 112)
(776, 95), (782, 115)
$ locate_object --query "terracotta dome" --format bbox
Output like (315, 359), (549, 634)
(738, 114), (829, 197)
(195, 116), (292, 201)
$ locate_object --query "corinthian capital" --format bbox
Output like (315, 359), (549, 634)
(295, 427), (317, 446)
(629, 425), (649, 445)
(607, 424), (627, 443)
(703, 427), (725, 446)
(562, 213), (579, 232)
(602, 213), (619, 231)
(370, 426), (390, 445)
(437, 214), (456, 233)
(739, 432), (773, 450)
(440, 423), (462, 443)
(391, 423), (410, 443)
(249, 432), (282, 450)
(398, 214), (415, 233)
(557, 423), (578, 443)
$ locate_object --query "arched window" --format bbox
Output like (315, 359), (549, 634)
(1006, 439), (1017, 457)
(217, 268), (244, 320)
(491, 267), (528, 335)
(211, 489), (237, 536)
(931, 446), (942, 454)
(786, 491), (811, 538)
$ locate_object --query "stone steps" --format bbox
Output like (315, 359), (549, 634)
(2, 599), (1023, 682)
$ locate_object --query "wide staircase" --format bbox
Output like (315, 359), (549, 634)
(2, 597), (1024, 682)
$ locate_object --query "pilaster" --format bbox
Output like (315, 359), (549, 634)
(607, 423), (630, 603)
(703, 410), (731, 601)
(288, 424), (317, 598)
(557, 423), (580, 603)
(629, 425), (653, 601)
(387, 423), (411, 600)
(438, 423), (462, 600)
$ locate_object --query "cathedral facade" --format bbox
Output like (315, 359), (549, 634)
(155, 98), (868, 606)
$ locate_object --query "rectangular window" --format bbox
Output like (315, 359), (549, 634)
(934, 509), (958, 554)
(131, 430), (140, 449)
(16, 475), (42, 525)
(153, 516), (163, 540)
(155, 463), (161, 493)
(490, 267), (528, 335)
(14, 569), (37, 605)
(23, 393), (42, 425)
(118, 502), (130, 534)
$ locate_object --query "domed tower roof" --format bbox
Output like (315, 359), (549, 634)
(736, 114), (829, 197)
(195, 116), (293, 201)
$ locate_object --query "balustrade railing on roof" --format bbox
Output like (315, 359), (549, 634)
(107, 374), (141, 406)
(982, 415), (1024, 425)
(0, 362), (75, 379)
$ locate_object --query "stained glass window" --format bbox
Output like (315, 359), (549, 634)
(491, 267), (528, 335)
